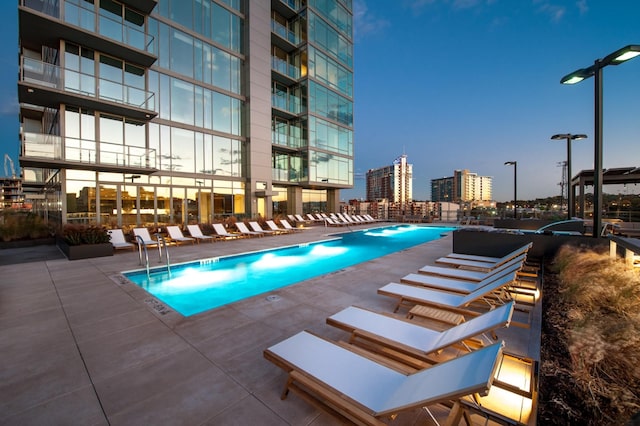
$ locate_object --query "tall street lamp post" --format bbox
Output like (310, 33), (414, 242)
(504, 161), (517, 219)
(550, 133), (587, 220)
(560, 44), (640, 237)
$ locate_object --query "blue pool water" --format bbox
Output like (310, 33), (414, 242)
(124, 225), (455, 316)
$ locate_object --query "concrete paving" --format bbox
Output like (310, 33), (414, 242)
(0, 223), (541, 425)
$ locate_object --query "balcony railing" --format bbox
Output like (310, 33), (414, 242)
(21, 57), (155, 111)
(272, 93), (305, 115)
(276, 0), (303, 11)
(272, 168), (301, 182)
(271, 19), (300, 45)
(272, 56), (301, 80)
(22, 132), (157, 170)
(272, 132), (306, 149)
(22, 0), (155, 53)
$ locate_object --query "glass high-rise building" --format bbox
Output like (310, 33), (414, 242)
(365, 155), (412, 203)
(17, 0), (353, 226)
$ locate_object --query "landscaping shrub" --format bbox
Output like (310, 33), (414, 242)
(540, 245), (640, 425)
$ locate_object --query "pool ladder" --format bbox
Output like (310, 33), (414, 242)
(136, 234), (171, 278)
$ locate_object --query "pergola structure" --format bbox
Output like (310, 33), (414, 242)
(571, 166), (640, 218)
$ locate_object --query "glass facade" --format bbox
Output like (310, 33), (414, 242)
(19, 0), (353, 226)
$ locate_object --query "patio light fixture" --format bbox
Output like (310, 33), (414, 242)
(560, 44), (640, 237)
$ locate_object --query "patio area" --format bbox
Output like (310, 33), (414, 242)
(0, 223), (541, 425)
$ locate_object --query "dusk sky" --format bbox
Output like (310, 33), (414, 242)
(1, 1), (639, 202)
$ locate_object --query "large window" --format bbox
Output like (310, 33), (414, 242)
(308, 11), (353, 68)
(148, 72), (243, 134)
(64, 44), (95, 96)
(308, 81), (352, 127)
(309, 151), (352, 185)
(308, 0), (352, 38)
(308, 46), (352, 97)
(155, 0), (243, 53)
(148, 123), (244, 176)
(308, 116), (351, 155)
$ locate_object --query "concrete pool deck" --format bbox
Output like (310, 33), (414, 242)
(0, 223), (541, 425)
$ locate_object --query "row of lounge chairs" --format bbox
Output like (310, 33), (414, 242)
(106, 219), (303, 251)
(264, 242), (539, 425)
(288, 212), (379, 227)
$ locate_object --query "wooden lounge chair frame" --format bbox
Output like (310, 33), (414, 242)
(326, 302), (514, 365)
(186, 224), (216, 243)
(107, 229), (135, 251)
(264, 330), (504, 426)
(166, 225), (196, 245)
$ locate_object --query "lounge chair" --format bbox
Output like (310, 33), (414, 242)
(265, 220), (292, 234)
(402, 260), (524, 294)
(248, 221), (276, 235)
(107, 229), (135, 251)
(326, 302), (514, 364)
(306, 213), (320, 222)
(166, 225), (196, 245)
(235, 222), (263, 237)
(435, 243), (532, 272)
(264, 330), (504, 425)
(294, 214), (311, 225)
(280, 219), (302, 232)
(186, 224), (216, 243)
(132, 227), (160, 247)
(419, 254), (529, 282)
(324, 217), (346, 227)
(378, 270), (520, 314)
(212, 223), (241, 239)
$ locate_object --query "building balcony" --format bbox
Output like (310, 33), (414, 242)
(271, 19), (301, 52)
(272, 132), (306, 150)
(272, 168), (301, 183)
(19, 0), (156, 67)
(272, 56), (301, 84)
(19, 57), (157, 122)
(271, 0), (302, 19)
(20, 132), (158, 175)
(120, 0), (157, 15)
(272, 94), (305, 119)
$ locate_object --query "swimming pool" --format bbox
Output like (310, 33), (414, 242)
(123, 225), (455, 316)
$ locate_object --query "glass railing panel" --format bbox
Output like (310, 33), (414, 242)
(271, 56), (301, 79)
(64, 1), (95, 32)
(22, 132), (157, 169)
(271, 20), (300, 45)
(22, 133), (63, 159)
(271, 93), (305, 115)
(22, 57), (155, 111)
(277, 0), (301, 11)
(272, 131), (306, 149)
(22, 0), (154, 52)
(22, 0), (60, 18)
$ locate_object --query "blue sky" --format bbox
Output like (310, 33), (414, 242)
(1, 1), (639, 202)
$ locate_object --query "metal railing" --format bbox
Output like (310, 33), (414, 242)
(271, 19), (300, 45)
(22, 0), (155, 53)
(21, 57), (155, 111)
(22, 132), (157, 170)
(272, 93), (305, 115)
(272, 132), (306, 149)
(271, 56), (301, 79)
(155, 233), (171, 276)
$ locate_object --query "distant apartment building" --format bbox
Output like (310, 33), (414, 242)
(0, 177), (24, 210)
(18, 0), (354, 226)
(431, 169), (492, 203)
(365, 154), (412, 203)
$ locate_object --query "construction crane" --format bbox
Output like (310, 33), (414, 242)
(4, 153), (16, 178)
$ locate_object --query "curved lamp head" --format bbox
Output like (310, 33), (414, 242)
(561, 45), (640, 84)
(551, 133), (587, 141)
(504, 161), (517, 166)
